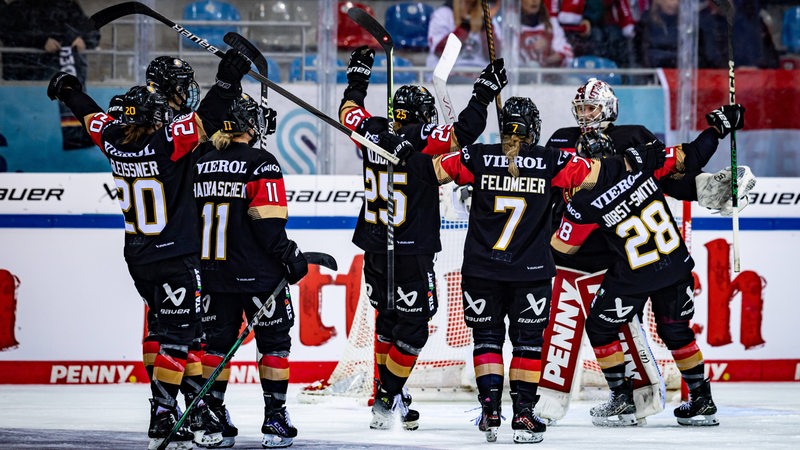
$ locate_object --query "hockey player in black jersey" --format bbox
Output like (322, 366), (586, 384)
(146, 56), (200, 115)
(194, 93), (306, 448)
(339, 45), (507, 431)
(551, 143), (722, 428)
(389, 96), (666, 443)
(47, 48), (251, 450)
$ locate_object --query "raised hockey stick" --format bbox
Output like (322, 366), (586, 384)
(223, 32), (270, 150)
(90, 1), (398, 165)
(347, 6), (397, 311)
(713, 0), (740, 272)
(157, 252), (338, 450)
(480, 0), (503, 130)
(433, 33), (461, 124)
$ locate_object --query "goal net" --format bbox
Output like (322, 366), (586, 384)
(298, 186), (689, 403)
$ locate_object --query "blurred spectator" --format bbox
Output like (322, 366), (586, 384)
(0, 0), (100, 149)
(427, 0), (501, 81)
(699, 0), (778, 69)
(634, 0), (679, 68)
(557, 0), (635, 67)
(519, 0), (573, 68)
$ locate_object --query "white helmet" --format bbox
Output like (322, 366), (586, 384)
(571, 78), (618, 132)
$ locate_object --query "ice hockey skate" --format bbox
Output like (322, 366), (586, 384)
(397, 389), (420, 431)
(186, 395), (223, 447)
(590, 379), (642, 427)
(203, 399), (238, 448)
(511, 408), (546, 444)
(674, 379), (719, 426)
(370, 388), (396, 430)
(262, 406), (298, 448)
(476, 389), (502, 442)
(148, 399), (194, 450)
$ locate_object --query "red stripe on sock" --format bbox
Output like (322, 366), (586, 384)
(593, 341), (623, 359)
(671, 341), (700, 359)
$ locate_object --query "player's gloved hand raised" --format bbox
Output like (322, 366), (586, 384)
(472, 58), (508, 106)
(576, 130), (614, 158)
(378, 131), (414, 164)
(262, 107), (277, 136)
(281, 240), (308, 284)
(47, 71), (83, 101)
(706, 104), (745, 139)
(624, 139), (666, 173)
(346, 45), (375, 87)
(216, 49), (252, 90)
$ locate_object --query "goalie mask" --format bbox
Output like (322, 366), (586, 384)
(501, 97), (541, 145)
(393, 85), (438, 126)
(571, 78), (618, 132)
(221, 93), (264, 142)
(146, 56), (200, 112)
(121, 85), (172, 127)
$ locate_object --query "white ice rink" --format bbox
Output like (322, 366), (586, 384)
(0, 382), (799, 449)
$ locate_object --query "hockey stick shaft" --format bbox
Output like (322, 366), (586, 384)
(480, 0), (502, 128)
(90, 2), (398, 164)
(223, 32), (270, 150)
(157, 252), (337, 450)
(432, 33), (461, 124)
(347, 7), (397, 311)
(714, 0), (740, 271)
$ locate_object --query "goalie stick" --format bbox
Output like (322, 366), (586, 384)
(89, 1), (399, 165)
(347, 6), (397, 310)
(223, 32), (270, 150)
(157, 252), (338, 450)
(713, 0), (741, 272)
(432, 33), (461, 124)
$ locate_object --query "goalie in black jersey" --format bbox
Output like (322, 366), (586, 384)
(388, 96), (665, 443)
(551, 142), (722, 428)
(194, 93), (306, 449)
(47, 48), (251, 450)
(339, 46), (506, 431)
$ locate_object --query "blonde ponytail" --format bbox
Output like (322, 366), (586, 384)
(211, 130), (235, 150)
(502, 135), (522, 177)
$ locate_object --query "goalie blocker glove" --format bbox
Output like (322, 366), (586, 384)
(472, 59), (508, 106)
(623, 140), (666, 173)
(706, 104), (745, 139)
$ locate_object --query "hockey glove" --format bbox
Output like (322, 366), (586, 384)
(215, 49), (252, 91)
(47, 71), (83, 101)
(576, 130), (614, 158)
(346, 45), (375, 87)
(624, 140), (666, 173)
(281, 240), (308, 284)
(472, 59), (508, 106)
(706, 104), (745, 139)
(378, 131), (414, 165)
(263, 107), (277, 136)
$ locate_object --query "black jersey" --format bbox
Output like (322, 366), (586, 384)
(552, 167), (694, 296)
(86, 111), (203, 265)
(421, 141), (627, 282)
(193, 142), (289, 292)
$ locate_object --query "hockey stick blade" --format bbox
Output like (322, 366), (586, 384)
(433, 33), (461, 124)
(156, 251), (335, 450)
(346, 8), (393, 54)
(90, 2), (398, 165)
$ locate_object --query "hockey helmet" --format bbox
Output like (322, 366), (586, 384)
(501, 97), (541, 145)
(571, 78), (618, 132)
(220, 93), (264, 138)
(393, 85), (438, 126)
(121, 85), (172, 127)
(145, 56), (200, 111)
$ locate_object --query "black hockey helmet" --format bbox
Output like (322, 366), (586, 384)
(145, 56), (199, 111)
(107, 94), (125, 120)
(393, 85), (438, 126)
(121, 85), (172, 127)
(221, 93), (264, 138)
(501, 97), (541, 145)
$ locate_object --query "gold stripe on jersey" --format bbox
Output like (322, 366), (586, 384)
(550, 236), (579, 255)
(432, 154), (454, 184)
(248, 204), (288, 220)
(577, 159), (603, 191)
(673, 144), (687, 172)
(340, 100), (360, 123)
